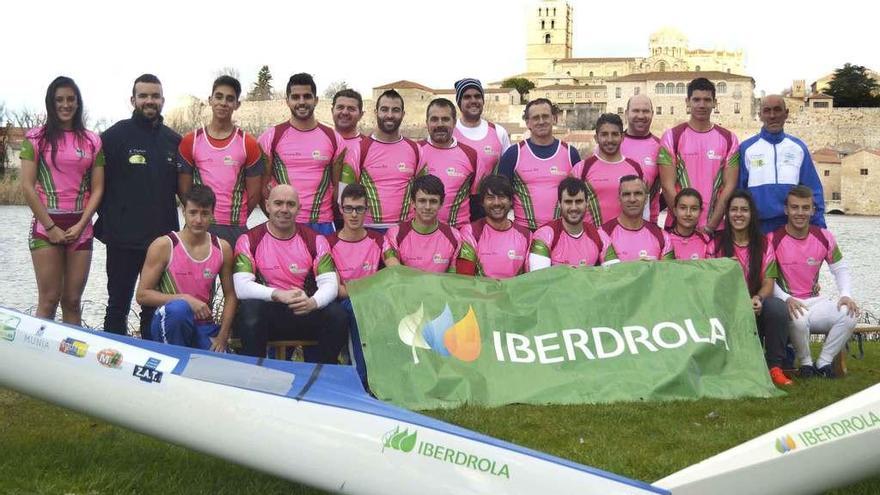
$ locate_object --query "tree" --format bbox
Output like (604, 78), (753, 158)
(824, 64), (880, 108)
(9, 107), (46, 129)
(323, 80), (350, 100)
(214, 66), (241, 81)
(501, 78), (536, 103)
(247, 65), (274, 101)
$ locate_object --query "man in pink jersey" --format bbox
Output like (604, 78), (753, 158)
(457, 175), (530, 278)
(383, 174), (462, 273)
(621, 95), (663, 223)
(233, 184), (348, 363)
(498, 98), (581, 231)
(418, 98), (478, 228)
(356, 89), (421, 231)
(453, 78), (512, 221)
(258, 73), (354, 235)
(178, 76), (263, 246)
(136, 185), (236, 351)
(327, 184), (383, 385)
(771, 186), (858, 378)
(528, 177), (617, 270)
(658, 77), (740, 233)
(572, 113), (644, 227)
(602, 175), (674, 262)
(331, 88), (365, 230)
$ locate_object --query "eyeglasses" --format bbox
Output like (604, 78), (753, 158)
(342, 205), (367, 215)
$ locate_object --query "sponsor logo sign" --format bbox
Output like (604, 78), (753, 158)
(59, 337), (88, 358)
(382, 426), (510, 479)
(133, 357), (164, 383)
(97, 349), (124, 369)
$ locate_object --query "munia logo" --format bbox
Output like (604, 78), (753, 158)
(398, 303), (481, 363)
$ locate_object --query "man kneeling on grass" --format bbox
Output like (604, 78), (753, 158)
(136, 185), (236, 351)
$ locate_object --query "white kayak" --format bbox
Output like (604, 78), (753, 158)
(0, 307), (667, 495)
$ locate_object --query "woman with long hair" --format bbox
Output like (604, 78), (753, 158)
(667, 187), (713, 260)
(714, 189), (791, 386)
(19, 76), (104, 325)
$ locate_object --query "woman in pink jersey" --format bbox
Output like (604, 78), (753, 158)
(667, 188), (713, 260)
(20, 77), (104, 325)
(713, 190), (791, 386)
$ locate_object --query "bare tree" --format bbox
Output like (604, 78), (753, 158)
(214, 66), (241, 81)
(167, 98), (207, 134)
(323, 80), (350, 100)
(0, 101), (6, 125)
(9, 107), (46, 130)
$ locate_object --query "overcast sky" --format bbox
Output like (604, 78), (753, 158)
(1, 0), (872, 124)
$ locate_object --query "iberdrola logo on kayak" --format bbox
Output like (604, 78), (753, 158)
(397, 303), (481, 363)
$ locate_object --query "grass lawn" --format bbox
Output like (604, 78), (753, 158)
(1, 343), (879, 495)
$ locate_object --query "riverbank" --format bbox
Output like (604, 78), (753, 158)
(0, 173), (24, 205)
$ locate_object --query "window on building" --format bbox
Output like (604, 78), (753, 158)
(666, 82), (675, 94)
(824, 170), (831, 176)
(656, 106), (663, 115)
(695, 65), (701, 71)
(676, 83), (685, 94)
(553, 7), (556, 15)
(634, 87), (640, 96)
(727, 68), (731, 73)
(567, 92), (572, 98)
(541, 20), (545, 29)
(551, 20), (555, 29)
(589, 71), (594, 77)
(613, 71), (618, 77)
(670, 106), (674, 115)
(862, 169), (870, 176)
(734, 103), (741, 114)
(717, 82), (727, 94)
(814, 101), (830, 108)
(832, 192), (841, 200)
(617, 107), (624, 114)
(615, 87), (622, 98)
(538, 7), (542, 16)
(545, 34), (551, 44)
(655, 83), (665, 95)
(658, 61), (667, 72)
(576, 92), (581, 98)
(495, 95), (500, 102)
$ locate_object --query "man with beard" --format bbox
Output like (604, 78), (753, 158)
(452, 78), (511, 220)
(621, 95), (662, 223)
(498, 98), (581, 231)
(417, 98), (477, 228)
(96, 74), (182, 337)
(457, 175), (530, 278)
(572, 113), (643, 227)
(602, 175), (674, 262)
(528, 177), (616, 270)
(233, 184), (348, 362)
(355, 89), (421, 231)
(259, 73), (353, 235)
(331, 89), (365, 229)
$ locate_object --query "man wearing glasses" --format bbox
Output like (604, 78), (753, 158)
(326, 183), (383, 386)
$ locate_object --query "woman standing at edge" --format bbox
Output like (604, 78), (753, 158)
(714, 190), (791, 387)
(20, 76), (104, 325)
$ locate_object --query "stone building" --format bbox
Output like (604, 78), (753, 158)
(840, 149), (880, 215)
(813, 148), (843, 210)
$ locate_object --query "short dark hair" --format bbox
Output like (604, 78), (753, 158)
(618, 174), (647, 194)
(478, 174), (514, 202)
(674, 187), (703, 209)
(523, 98), (556, 120)
(340, 183), (367, 204)
(333, 89), (363, 112)
(286, 73), (316, 97)
(376, 89), (405, 112)
(410, 174), (445, 202)
(687, 77), (716, 99)
(132, 74), (161, 97)
(557, 176), (588, 202)
(183, 184), (216, 210)
(786, 184), (814, 204)
(426, 97), (456, 120)
(212, 75), (241, 98)
(595, 113), (624, 133)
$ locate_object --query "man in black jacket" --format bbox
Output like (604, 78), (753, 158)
(96, 74), (181, 337)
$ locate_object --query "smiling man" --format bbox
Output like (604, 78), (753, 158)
(739, 95), (826, 233)
(658, 77), (740, 233)
(602, 175), (673, 262)
(621, 95), (662, 223)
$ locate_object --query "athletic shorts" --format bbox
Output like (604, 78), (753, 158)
(29, 212), (93, 251)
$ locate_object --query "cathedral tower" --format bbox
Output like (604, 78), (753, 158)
(526, 0), (573, 74)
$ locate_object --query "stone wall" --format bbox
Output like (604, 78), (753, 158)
(840, 151), (880, 215)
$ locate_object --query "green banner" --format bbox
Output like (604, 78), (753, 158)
(349, 259), (783, 410)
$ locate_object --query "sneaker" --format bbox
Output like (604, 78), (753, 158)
(816, 364), (836, 379)
(799, 365), (817, 378)
(769, 367), (793, 386)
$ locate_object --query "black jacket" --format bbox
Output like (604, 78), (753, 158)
(95, 113), (181, 249)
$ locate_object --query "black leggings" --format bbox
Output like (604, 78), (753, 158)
(756, 296), (789, 368)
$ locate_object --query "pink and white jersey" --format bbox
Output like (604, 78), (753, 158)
(572, 155), (643, 227)
(160, 232), (224, 322)
(338, 134), (363, 186)
(258, 122), (346, 223)
(668, 229), (713, 260)
(458, 219), (530, 278)
(326, 230), (383, 283)
(769, 226), (843, 299)
(509, 141), (574, 230)
(454, 121), (506, 194)
(383, 222), (462, 273)
(602, 219), (673, 262)
(530, 219), (616, 267)
(234, 223), (336, 291)
(418, 139), (478, 228)
(20, 128), (104, 212)
(357, 136), (421, 225)
(657, 124), (740, 228)
(621, 133), (662, 222)
(182, 128), (258, 226)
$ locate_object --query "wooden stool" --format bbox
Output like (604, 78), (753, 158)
(833, 325), (879, 377)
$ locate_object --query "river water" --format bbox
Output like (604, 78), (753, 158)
(0, 205), (877, 331)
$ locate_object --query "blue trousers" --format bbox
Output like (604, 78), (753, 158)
(150, 299), (220, 350)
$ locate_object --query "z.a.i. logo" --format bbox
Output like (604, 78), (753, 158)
(398, 304), (481, 363)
